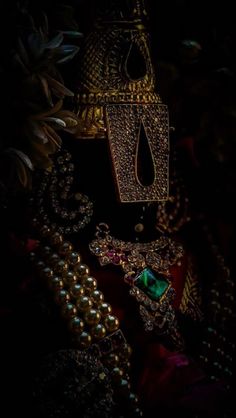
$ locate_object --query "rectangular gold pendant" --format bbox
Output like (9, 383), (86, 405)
(106, 104), (169, 202)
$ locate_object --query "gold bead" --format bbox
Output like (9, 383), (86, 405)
(54, 260), (68, 274)
(128, 393), (139, 405)
(91, 290), (104, 305)
(111, 367), (123, 382)
(41, 267), (54, 279)
(70, 283), (85, 298)
(99, 303), (112, 316)
(134, 223), (144, 233)
(39, 225), (51, 237)
(133, 407), (143, 416)
(120, 344), (132, 359)
(35, 260), (46, 272)
(29, 251), (37, 263)
(50, 276), (64, 290)
(83, 276), (97, 292)
(104, 315), (119, 332)
(48, 253), (60, 267)
(77, 331), (92, 349)
(69, 316), (84, 334)
(40, 245), (52, 259)
(117, 378), (131, 393)
(123, 361), (131, 371)
(74, 263), (90, 277)
(58, 242), (73, 256)
(61, 302), (77, 318)
(66, 251), (81, 266)
(105, 353), (120, 367)
(50, 232), (63, 246)
(76, 296), (93, 312)
(91, 324), (106, 339)
(84, 308), (101, 325)
(63, 271), (77, 286)
(55, 289), (70, 304)
(35, 260), (47, 279)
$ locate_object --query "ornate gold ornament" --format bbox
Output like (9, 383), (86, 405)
(75, 0), (169, 202)
(89, 223), (184, 349)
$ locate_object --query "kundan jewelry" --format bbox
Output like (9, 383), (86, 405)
(34, 151), (93, 235)
(89, 223), (185, 349)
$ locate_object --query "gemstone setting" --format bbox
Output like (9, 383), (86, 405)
(135, 267), (170, 301)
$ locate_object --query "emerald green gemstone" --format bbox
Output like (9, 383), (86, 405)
(135, 268), (169, 301)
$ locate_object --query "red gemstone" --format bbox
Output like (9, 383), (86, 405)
(112, 255), (121, 264)
(107, 250), (115, 258)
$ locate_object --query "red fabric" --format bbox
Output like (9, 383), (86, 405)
(137, 343), (206, 410)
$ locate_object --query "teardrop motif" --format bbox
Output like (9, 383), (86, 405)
(124, 42), (147, 81)
(135, 120), (155, 186)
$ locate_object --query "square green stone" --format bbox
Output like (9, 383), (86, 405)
(135, 267), (169, 301)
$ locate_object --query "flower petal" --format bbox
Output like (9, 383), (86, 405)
(44, 73), (74, 97)
(6, 148), (34, 171)
(44, 32), (64, 49)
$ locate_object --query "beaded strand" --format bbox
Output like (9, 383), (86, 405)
(30, 221), (143, 417)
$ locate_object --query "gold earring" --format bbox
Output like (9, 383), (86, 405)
(34, 150), (93, 235)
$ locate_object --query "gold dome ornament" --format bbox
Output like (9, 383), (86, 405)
(74, 0), (169, 203)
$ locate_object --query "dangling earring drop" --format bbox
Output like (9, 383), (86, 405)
(34, 150), (93, 235)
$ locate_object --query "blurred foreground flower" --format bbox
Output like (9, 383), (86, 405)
(0, 7), (81, 198)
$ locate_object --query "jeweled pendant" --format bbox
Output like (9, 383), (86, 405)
(134, 267), (170, 301)
(106, 104), (169, 202)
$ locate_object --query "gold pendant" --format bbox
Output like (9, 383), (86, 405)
(89, 223), (184, 349)
(106, 104), (169, 202)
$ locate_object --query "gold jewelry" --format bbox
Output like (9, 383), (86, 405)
(30, 219), (143, 416)
(89, 223), (184, 349)
(179, 255), (203, 322)
(74, 0), (169, 203)
(106, 104), (169, 202)
(35, 151), (93, 234)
